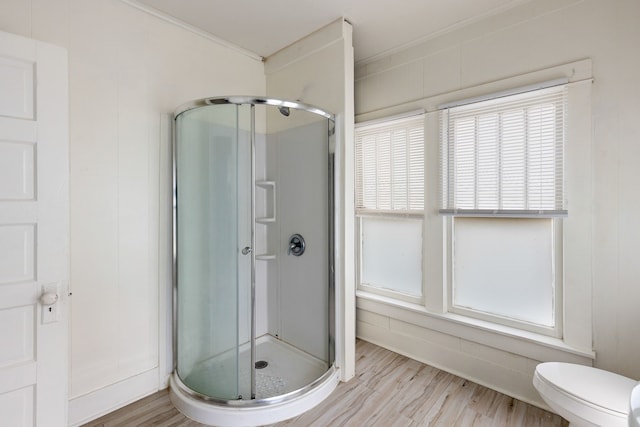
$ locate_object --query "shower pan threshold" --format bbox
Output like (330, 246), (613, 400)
(170, 336), (340, 427)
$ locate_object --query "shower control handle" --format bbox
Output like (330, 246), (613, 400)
(288, 234), (305, 256)
(241, 246), (252, 255)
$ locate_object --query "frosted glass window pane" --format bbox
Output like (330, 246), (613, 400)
(361, 217), (422, 296)
(453, 217), (554, 326)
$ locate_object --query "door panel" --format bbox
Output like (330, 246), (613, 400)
(0, 225), (36, 284)
(0, 386), (34, 426)
(0, 30), (68, 427)
(0, 141), (35, 199)
(0, 305), (35, 367)
(0, 55), (34, 119)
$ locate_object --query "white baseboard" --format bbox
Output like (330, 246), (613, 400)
(68, 368), (161, 427)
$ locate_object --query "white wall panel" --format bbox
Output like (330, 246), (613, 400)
(421, 48), (460, 99)
(0, 141), (35, 200)
(0, 225), (35, 284)
(354, 61), (423, 115)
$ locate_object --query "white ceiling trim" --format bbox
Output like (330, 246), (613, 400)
(121, 0), (264, 62)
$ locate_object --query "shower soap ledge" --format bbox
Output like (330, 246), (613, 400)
(256, 217), (276, 223)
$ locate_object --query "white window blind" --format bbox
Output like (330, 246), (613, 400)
(355, 116), (424, 213)
(440, 85), (567, 217)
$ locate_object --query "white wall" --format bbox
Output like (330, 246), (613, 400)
(0, 0), (265, 423)
(265, 19), (356, 380)
(354, 0), (640, 408)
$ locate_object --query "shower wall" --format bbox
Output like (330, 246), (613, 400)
(262, 118), (329, 361)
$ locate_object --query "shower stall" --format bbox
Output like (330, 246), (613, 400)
(169, 97), (338, 426)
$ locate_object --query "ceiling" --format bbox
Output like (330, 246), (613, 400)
(134, 0), (530, 64)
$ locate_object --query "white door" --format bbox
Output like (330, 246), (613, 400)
(0, 30), (69, 426)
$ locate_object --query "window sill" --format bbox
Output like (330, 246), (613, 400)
(356, 290), (595, 363)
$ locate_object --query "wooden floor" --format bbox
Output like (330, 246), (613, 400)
(84, 340), (567, 427)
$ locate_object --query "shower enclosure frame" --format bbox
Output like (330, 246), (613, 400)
(170, 96), (338, 421)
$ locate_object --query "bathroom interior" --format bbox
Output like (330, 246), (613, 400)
(0, 0), (639, 426)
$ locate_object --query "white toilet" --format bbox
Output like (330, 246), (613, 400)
(533, 362), (638, 427)
(629, 383), (640, 427)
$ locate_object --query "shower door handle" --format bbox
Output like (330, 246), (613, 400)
(241, 246), (252, 255)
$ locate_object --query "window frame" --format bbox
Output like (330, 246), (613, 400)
(354, 113), (426, 304)
(439, 83), (568, 336)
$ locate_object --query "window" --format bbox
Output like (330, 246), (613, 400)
(354, 62), (593, 361)
(440, 84), (566, 334)
(355, 114), (425, 302)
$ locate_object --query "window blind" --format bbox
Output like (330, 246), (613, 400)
(440, 85), (567, 217)
(355, 116), (424, 213)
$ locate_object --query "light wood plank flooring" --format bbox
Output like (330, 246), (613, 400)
(84, 339), (567, 427)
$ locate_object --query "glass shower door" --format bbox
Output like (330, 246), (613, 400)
(175, 103), (253, 400)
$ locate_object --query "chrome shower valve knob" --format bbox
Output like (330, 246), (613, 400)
(288, 234), (305, 256)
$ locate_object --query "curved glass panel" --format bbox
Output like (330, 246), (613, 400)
(173, 98), (334, 405)
(175, 103), (252, 400)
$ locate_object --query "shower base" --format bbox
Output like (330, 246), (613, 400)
(170, 335), (339, 426)
(251, 335), (328, 398)
(181, 335), (327, 399)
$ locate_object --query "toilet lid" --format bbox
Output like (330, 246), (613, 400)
(536, 362), (637, 415)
